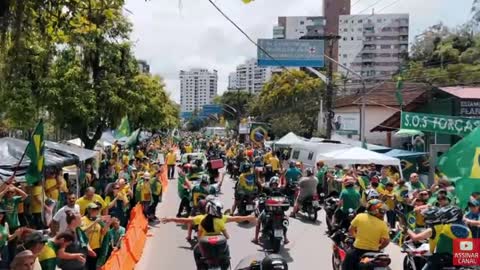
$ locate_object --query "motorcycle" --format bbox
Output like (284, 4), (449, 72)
(325, 195), (340, 233)
(227, 158), (240, 181)
(197, 235), (231, 270)
(401, 239), (430, 270)
(260, 196), (290, 253)
(330, 208), (357, 270)
(285, 182), (298, 206)
(299, 194), (321, 221)
(237, 192), (257, 216)
(358, 252), (392, 270)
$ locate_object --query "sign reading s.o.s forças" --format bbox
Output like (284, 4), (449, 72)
(400, 111), (480, 136)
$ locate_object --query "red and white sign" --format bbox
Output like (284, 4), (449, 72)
(453, 239), (480, 266)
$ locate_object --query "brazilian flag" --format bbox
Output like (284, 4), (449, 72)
(25, 120), (45, 185)
(126, 128), (141, 148)
(115, 116), (131, 139)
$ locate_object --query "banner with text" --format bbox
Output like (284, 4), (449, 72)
(400, 111), (480, 136)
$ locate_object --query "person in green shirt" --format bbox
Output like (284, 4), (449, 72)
(334, 176), (361, 231)
(407, 173), (426, 193)
(177, 164), (192, 217)
(39, 232), (86, 270)
(316, 161), (327, 195)
(148, 169), (163, 221)
(0, 185), (28, 232)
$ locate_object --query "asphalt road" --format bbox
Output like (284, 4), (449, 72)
(136, 172), (405, 270)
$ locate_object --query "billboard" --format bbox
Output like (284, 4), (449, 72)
(202, 104), (222, 115)
(180, 112), (193, 119)
(333, 112), (360, 135)
(257, 39), (325, 67)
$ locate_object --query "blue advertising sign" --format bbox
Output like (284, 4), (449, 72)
(202, 104), (222, 114)
(180, 112), (193, 119)
(257, 39), (325, 67)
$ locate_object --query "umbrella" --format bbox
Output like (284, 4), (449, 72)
(395, 129), (424, 137)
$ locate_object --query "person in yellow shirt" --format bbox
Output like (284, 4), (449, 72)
(166, 149), (177, 179)
(136, 172), (152, 219)
(76, 187), (107, 216)
(343, 199), (390, 270)
(268, 152), (281, 173)
(263, 150), (272, 165)
(45, 171), (59, 202)
(81, 203), (109, 270)
(381, 182), (396, 229)
(31, 181), (45, 229)
(184, 142), (193, 154)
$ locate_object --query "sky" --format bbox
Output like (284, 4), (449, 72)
(124, 0), (473, 103)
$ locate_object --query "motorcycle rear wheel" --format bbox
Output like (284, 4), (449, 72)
(331, 252), (341, 270)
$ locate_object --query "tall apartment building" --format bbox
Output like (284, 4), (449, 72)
(338, 14), (409, 94)
(228, 58), (271, 94)
(323, 0), (351, 69)
(137, 60), (150, 74)
(273, 16), (326, 39)
(179, 68), (218, 112)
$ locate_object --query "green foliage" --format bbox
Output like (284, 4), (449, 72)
(406, 22), (480, 86)
(216, 91), (254, 120)
(0, 0), (179, 148)
(250, 70), (325, 138)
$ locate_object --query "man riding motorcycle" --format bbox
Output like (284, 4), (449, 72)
(191, 175), (215, 216)
(333, 177), (361, 232)
(252, 177), (290, 245)
(162, 199), (256, 270)
(342, 199), (390, 270)
(231, 162), (262, 215)
(290, 168), (318, 218)
(406, 206), (471, 270)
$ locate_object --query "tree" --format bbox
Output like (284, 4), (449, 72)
(215, 90), (254, 120)
(250, 70), (325, 138)
(0, 0), (179, 148)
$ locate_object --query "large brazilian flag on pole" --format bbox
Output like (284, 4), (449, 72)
(25, 120), (45, 185)
(438, 127), (480, 208)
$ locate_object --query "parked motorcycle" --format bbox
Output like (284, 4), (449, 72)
(260, 196), (290, 253)
(197, 235), (231, 270)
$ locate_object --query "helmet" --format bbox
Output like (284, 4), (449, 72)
(289, 161), (296, 168)
(305, 168), (313, 177)
(439, 205), (462, 224)
(261, 254), (288, 270)
(367, 199), (387, 217)
(195, 159), (203, 167)
(366, 189), (379, 200)
(422, 207), (443, 225)
(343, 177), (356, 187)
(242, 162), (252, 172)
(200, 175), (209, 185)
(206, 199), (223, 218)
(270, 176), (280, 187)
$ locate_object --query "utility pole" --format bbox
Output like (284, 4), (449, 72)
(325, 37), (337, 139)
(301, 35), (340, 139)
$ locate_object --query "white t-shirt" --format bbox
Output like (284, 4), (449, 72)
(53, 204), (80, 233)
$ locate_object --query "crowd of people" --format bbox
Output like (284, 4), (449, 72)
(168, 132), (480, 270)
(0, 135), (171, 270)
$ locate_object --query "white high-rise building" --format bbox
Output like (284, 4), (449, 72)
(180, 68), (218, 112)
(338, 14), (409, 93)
(228, 58), (271, 94)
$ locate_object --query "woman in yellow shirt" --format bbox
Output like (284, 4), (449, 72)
(81, 203), (109, 270)
(31, 181), (45, 229)
(45, 171), (59, 202)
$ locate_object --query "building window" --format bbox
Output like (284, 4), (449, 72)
(343, 37), (347, 41)
(343, 54), (347, 58)
(300, 21), (304, 25)
(358, 19), (363, 23)
(344, 28), (348, 32)
(351, 37), (354, 40)
(377, 19), (382, 23)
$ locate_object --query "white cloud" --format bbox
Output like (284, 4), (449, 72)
(125, 0), (472, 103)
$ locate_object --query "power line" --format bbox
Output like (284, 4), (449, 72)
(375, 0), (403, 13)
(206, 0), (295, 76)
(357, 0), (385, 14)
(352, 0), (363, 7)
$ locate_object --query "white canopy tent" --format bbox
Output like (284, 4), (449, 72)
(318, 146), (403, 179)
(273, 132), (308, 148)
(329, 134), (390, 153)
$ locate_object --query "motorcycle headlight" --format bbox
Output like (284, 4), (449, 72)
(283, 219), (289, 227)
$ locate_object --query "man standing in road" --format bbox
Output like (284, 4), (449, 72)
(166, 149), (177, 179)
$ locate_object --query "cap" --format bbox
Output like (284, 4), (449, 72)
(468, 199), (480, 207)
(87, 202), (100, 209)
(24, 232), (49, 245)
(143, 172), (151, 179)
